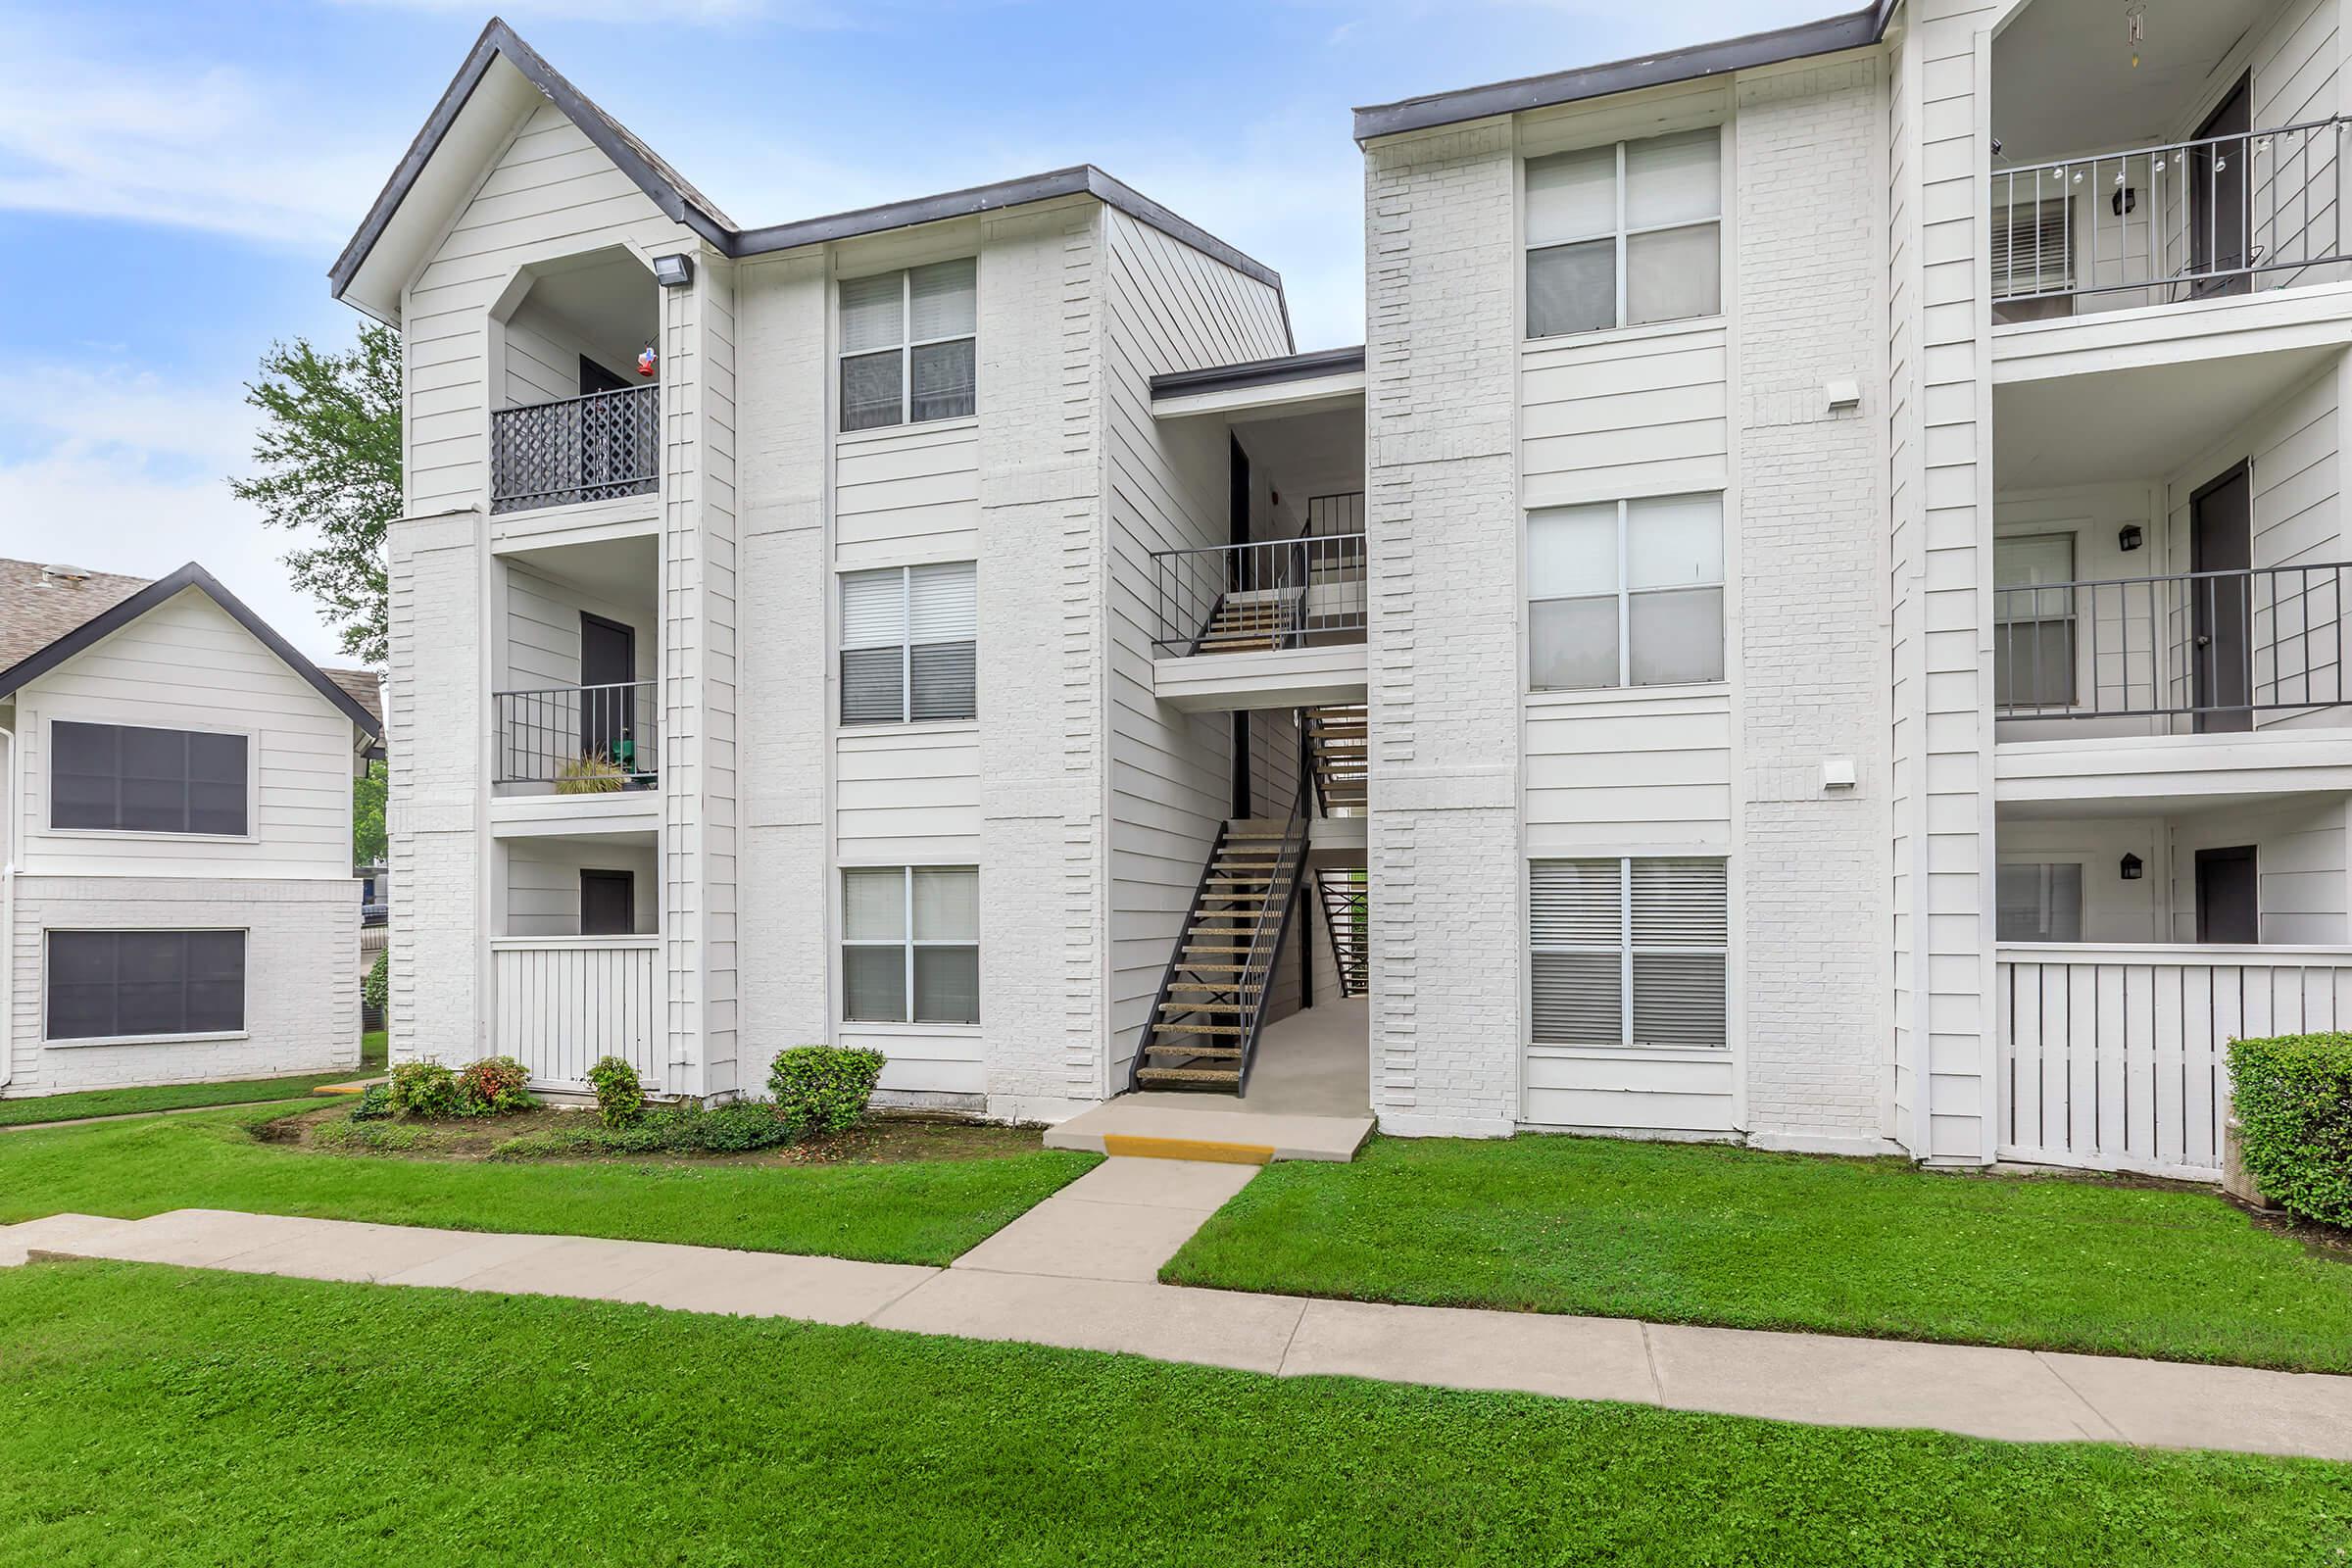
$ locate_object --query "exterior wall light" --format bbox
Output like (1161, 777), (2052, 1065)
(2118, 524), (2144, 552)
(653, 253), (695, 289)
(2120, 853), (2145, 881)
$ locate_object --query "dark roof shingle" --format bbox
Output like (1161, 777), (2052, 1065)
(0, 559), (154, 671)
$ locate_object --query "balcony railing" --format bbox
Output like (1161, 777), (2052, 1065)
(1994, 563), (2351, 722)
(1992, 116), (2348, 307)
(491, 936), (662, 1093)
(494, 681), (660, 789)
(490, 383), (660, 514)
(1151, 523), (1368, 659)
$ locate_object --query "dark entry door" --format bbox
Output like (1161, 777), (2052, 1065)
(580, 869), (635, 936)
(2190, 75), (2251, 298)
(2190, 463), (2253, 733)
(579, 612), (637, 769)
(578, 355), (628, 395)
(2195, 846), (2259, 944)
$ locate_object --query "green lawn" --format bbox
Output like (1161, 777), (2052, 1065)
(1, 1263), (2343, 1566)
(0, 1070), (364, 1129)
(0, 1105), (1095, 1265)
(362, 1028), (387, 1069)
(1163, 1134), (2352, 1375)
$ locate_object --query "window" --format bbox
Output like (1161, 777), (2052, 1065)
(839, 259), (977, 431)
(1526, 128), (1722, 337)
(1994, 533), (2078, 710)
(1529, 494), (1724, 690)
(841, 563), (977, 725)
(1530, 858), (1727, 1049)
(1996, 862), (2084, 943)
(50, 720), (248, 836)
(1991, 197), (2072, 296)
(843, 866), (978, 1024)
(46, 929), (246, 1042)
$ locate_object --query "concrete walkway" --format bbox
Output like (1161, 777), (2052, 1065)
(8, 1158), (2352, 1462)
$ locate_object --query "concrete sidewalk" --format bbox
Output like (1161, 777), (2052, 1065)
(8, 1158), (2352, 1463)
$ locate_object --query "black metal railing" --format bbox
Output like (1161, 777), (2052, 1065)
(1151, 523), (1367, 658)
(1992, 116), (2349, 306)
(490, 383), (661, 514)
(1994, 563), (2352, 721)
(494, 681), (660, 789)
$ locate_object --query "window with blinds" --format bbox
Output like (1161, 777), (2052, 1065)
(1530, 858), (1727, 1049)
(1525, 127), (1722, 338)
(1991, 198), (2072, 295)
(839, 259), (977, 432)
(46, 929), (247, 1042)
(51, 720), (249, 836)
(842, 865), (979, 1024)
(1529, 494), (1725, 691)
(840, 562), (977, 725)
(1993, 532), (2079, 710)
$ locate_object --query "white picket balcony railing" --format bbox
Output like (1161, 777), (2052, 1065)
(489, 936), (663, 1094)
(1993, 943), (2352, 1180)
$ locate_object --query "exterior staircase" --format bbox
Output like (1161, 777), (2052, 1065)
(1305, 705), (1366, 814)
(1130, 812), (1309, 1095)
(1315, 871), (1369, 999)
(1193, 589), (1294, 654)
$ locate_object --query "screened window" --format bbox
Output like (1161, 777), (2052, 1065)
(46, 929), (246, 1042)
(1529, 494), (1724, 690)
(1994, 533), (2079, 710)
(839, 259), (978, 432)
(1991, 197), (2072, 295)
(840, 563), (977, 725)
(1996, 862), (2084, 943)
(1526, 128), (1722, 338)
(50, 721), (248, 836)
(842, 866), (979, 1024)
(1530, 858), (1727, 1049)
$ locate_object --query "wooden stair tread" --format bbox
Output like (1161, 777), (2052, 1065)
(1136, 1066), (1243, 1086)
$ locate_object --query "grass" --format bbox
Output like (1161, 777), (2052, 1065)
(0, 1068), (365, 1129)
(362, 1027), (387, 1069)
(2, 1263), (2345, 1566)
(1162, 1133), (2352, 1375)
(0, 1104), (1096, 1265)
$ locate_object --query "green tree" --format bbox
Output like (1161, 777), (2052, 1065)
(353, 757), (387, 865)
(231, 323), (402, 667)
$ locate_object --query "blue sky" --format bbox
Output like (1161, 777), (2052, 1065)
(0, 0), (1837, 660)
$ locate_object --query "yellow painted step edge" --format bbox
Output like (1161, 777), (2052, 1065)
(1100, 1133), (1273, 1166)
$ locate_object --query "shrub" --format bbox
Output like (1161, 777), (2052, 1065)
(2230, 1033), (2352, 1228)
(362, 951), (388, 1015)
(388, 1059), (462, 1119)
(457, 1055), (534, 1116)
(767, 1045), (886, 1136)
(588, 1055), (646, 1129)
(692, 1100), (796, 1152)
(556, 755), (624, 795)
(349, 1083), (395, 1122)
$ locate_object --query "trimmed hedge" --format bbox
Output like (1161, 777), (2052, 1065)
(768, 1046), (886, 1135)
(2229, 1032), (2352, 1228)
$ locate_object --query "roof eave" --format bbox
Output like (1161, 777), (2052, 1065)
(0, 564), (384, 742)
(1351, 1), (1897, 143)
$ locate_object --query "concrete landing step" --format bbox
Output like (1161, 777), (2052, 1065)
(1044, 1102), (1374, 1163)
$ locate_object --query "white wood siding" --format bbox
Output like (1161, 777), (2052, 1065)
(502, 564), (659, 693)
(1524, 692), (1734, 852)
(505, 838), (660, 936)
(1520, 323), (1731, 506)
(834, 422), (981, 568)
(491, 937), (662, 1092)
(834, 726), (982, 862)
(15, 590), (357, 881)
(2168, 794), (2350, 944)
(1101, 207), (1291, 1083)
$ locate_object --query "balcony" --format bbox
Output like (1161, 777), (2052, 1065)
(495, 680), (659, 791)
(1994, 561), (2351, 730)
(490, 383), (660, 515)
(1149, 523), (1368, 711)
(490, 936), (663, 1094)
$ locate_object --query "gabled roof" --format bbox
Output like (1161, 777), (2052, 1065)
(1352, 1), (1899, 142)
(0, 560), (151, 672)
(0, 562), (383, 742)
(331, 19), (1284, 332)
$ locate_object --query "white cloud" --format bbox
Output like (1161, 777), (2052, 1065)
(0, 367), (350, 665)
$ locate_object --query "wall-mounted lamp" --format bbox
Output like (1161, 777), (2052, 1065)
(2118, 523), (2145, 553)
(2120, 853), (2145, 881)
(652, 253), (695, 289)
(2111, 186), (2138, 218)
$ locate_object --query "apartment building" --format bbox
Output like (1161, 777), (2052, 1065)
(343, 1), (2352, 1177)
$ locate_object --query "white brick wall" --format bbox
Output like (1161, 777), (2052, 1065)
(1733, 61), (1896, 1151)
(1365, 122), (1524, 1139)
(7, 878), (359, 1093)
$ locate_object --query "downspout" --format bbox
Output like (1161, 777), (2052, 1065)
(0, 721), (18, 1089)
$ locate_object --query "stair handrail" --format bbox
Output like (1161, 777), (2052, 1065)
(1232, 743), (1314, 1096)
(1126, 821), (1232, 1094)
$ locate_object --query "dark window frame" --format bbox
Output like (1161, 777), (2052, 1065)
(43, 928), (249, 1043)
(48, 718), (253, 838)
